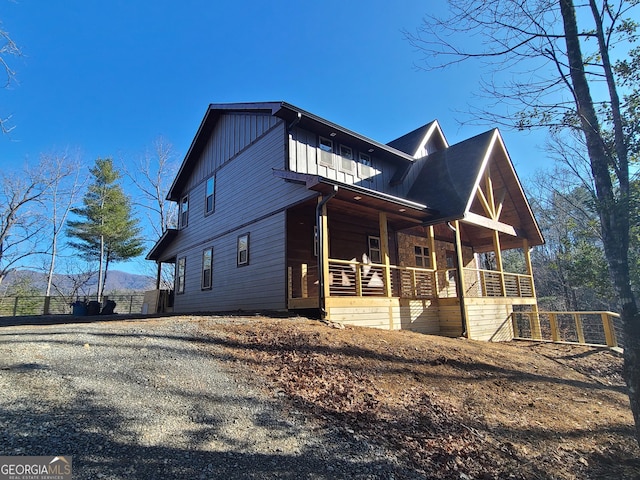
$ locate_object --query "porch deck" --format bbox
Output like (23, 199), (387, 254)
(288, 259), (536, 340)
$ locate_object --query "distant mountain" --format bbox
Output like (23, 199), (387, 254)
(2, 269), (155, 295)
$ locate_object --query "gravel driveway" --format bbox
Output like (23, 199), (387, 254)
(0, 316), (418, 479)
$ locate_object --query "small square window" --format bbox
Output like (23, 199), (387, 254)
(202, 247), (213, 290)
(237, 233), (250, 266)
(339, 145), (354, 172)
(205, 176), (215, 214)
(319, 137), (334, 167)
(414, 245), (430, 268)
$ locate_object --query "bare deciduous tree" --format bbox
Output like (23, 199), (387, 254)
(0, 160), (60, 285)
(1, 19), (20, 134)
(408, 0), (640, 443)
(40, 152), (87, 296)
(124, 136), (178, 240)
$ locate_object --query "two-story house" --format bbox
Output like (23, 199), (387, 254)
(147, 102), (544, 341)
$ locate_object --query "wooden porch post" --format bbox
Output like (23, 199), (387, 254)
(428, 225), (438, 293)
(379, 212), (392, 298)
(492, 230), (506, 297)
(453, 220), (470, 336)
(523, 239), (542, 340)
(320, 200), (331, 304)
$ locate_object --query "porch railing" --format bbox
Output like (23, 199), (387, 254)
(511, 310), (622, 349)
(288, 260), (535, 300)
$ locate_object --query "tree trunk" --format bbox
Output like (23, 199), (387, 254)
(560, 0), (640, 444)
(98, 233), (104, 303)
(45, 232), (57, 297)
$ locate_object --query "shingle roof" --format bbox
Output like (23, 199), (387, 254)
(386, 121), (437, 156)
(407, 130), (496, 218)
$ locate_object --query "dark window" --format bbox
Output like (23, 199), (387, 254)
(205, 176), (215, 214)
(415, 246), (430, 268)
(176, 257), (186, 294)
(237, 233), (250, 266)
(180, 195), (189, 228)
(368, 236), (381, 264)
(202, 247), (213, 290)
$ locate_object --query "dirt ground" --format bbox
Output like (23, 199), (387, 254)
(197, 315), (640, 480)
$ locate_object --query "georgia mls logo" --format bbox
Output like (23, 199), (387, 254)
(0, 456), (73, 480)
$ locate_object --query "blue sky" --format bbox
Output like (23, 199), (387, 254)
(1, 1), (549, 275)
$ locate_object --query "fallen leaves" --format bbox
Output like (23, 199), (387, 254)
(203, 317), (640, 480)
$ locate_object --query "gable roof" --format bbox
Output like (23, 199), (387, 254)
(407, 128), (543, 247)
(386, 120), (448, 157)
(408, 130), (495, 218)
(167, 101), (417, 201)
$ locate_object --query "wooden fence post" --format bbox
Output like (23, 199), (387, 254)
(601, 313), (618, 348)
(574, 313), (585, 344)
(511, 312), (519, 338)
(44, 296), (51, 315)
(549, 313), (560, 342)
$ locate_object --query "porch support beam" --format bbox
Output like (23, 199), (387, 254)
(428, 225), (438, 292)
(453, 220), (470, 336)
(492, 230), (506, 297)
(320, 200), (331, 305)
(523, 238), (542, 339)
(379, 212), (393, 298)
(461, 212), (519, 237)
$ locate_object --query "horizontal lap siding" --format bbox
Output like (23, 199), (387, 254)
(438, 300), (463, 337)
(398, 299), (440, 334)
(172, 119), (314, 313)
(325, 298), (440, 333)
(466, 303), (514, 342)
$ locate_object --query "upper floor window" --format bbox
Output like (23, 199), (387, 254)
(237, 233), (250, 266)
(359, 153), (373, 181)
(339, 145), (354, 173)
(202, 247), (213, 290)
(179, 195), (189, 228)
(176, 256), (186, 294)
(414, 246), (431, 268)
(205, 176), (215, 214)
(319, 137), (334, 167)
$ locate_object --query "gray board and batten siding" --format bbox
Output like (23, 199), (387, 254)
(167, 113), (316, 313)
(288, 126), (410, 198)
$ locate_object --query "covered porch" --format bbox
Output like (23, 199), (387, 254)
(285, 181), (540, 341)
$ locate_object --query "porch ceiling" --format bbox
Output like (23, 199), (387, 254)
(275, 170), (436, 230)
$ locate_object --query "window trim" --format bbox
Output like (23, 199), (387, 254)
(414, 245), (431, 268)
(339, 144), (354, 173)
(176, 256), (186, 294)
(237, 233), (250, 267)
(368, 235), (382, 264)
(179, 195), (189, 228)
(358, 152), (373, 182)
(205, 176), (215, 215)
(201, 247), (213, 290)
(318, 136), (334, 168)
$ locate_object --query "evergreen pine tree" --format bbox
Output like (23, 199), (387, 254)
(67, 158), (144, 301)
